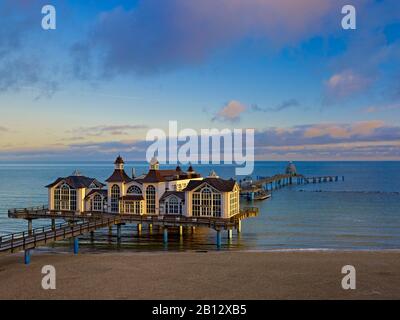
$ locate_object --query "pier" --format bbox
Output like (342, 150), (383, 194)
(1, 206), (258, 263)
(240, 173), (344, 200)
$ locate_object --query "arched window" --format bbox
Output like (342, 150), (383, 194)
(127, 185), (142, 195)
(54, 184), (76, 211)
(111, 185), (120, 213)
(166, 196), (182, 214)
(61, 185), (70, 210)
(93, 194), (103, 211)
(192, 186), (221, 217)
(146, 185), (156, 214)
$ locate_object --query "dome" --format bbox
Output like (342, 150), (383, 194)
(285, 161), (297, 175)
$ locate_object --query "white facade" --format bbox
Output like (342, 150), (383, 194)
(47, 156), (240, 218)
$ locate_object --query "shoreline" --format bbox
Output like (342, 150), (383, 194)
(1, 250), (400, 299)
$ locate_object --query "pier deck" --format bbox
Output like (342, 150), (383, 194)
(0, 216), (120, 255)
(2, 206), (258, 260)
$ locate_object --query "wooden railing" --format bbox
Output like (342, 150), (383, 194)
(0, 217), (121, 253)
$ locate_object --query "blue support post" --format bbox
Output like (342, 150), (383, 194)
(163, 227), (168, 244)
(73, 237), (79, 254)
(216, 230), (222, 249)
(24, 250), (31, 265)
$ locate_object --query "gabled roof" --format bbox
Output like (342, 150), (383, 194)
(105, 169), (132, 183)
(183, 177), (237, 192)
(160, 191), (185, 201)
(85, 189), (108, 199)
(46, 176), (105, 189)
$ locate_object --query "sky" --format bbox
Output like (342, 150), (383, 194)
(0, 0), (399, 161)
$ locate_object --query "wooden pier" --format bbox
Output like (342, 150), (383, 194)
(2, 206), (258, 263)
(240, 174), (344, 200)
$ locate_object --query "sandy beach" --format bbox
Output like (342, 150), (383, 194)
(0, 250), (399, 300)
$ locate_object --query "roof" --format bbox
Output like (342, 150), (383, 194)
(46, 176), (105, 189)
(183, 177), (236, 192)
(85, 189), (108, 199)
(105, 169), (132, 183)
(285, 161), (297, 174)
(141, 168), (201, 183)
(120, 195), (144, 201)
(115, 155), (124, 164)
(160, 191), (185, 201)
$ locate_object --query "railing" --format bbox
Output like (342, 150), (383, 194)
(8, 205), (48, 215)
(0, 217), (121, 253)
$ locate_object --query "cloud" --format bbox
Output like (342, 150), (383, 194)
(252, 99), (300, 113)
(0, 0), (61, 97)
(0, 126), (8, 133)
(324, 70), (373, 100)
(68, 124), (148, 137)
(74, 0), (349, 76)
(212, 100), (247, 122)
(2, 120), (400, 161)
(363, 103), (400, 113)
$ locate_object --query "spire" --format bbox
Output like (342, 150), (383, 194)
(114, 155), (124, 170)
(150, 156), (159, 170)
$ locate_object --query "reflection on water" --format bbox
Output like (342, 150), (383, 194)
(1, 161), (400, 251)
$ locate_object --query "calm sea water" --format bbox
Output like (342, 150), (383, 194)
(0, 161), (399, 251)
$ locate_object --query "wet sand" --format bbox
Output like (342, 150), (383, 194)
(0, 250), (399, 299)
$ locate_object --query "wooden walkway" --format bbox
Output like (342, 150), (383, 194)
(3, 206), (258, 263)
(240, 174), (344, 195)
(0, 216), (120, 255)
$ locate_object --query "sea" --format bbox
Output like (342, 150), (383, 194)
(0, 161), (399, 252)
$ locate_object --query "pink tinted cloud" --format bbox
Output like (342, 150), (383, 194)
(213, 100), (247, 122)
(325, 69), (374, 99)
(303, 121), (385, 139)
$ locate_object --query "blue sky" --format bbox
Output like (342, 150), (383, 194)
(0, 0), (399, 161)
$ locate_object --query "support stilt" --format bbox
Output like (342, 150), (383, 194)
(216, 230), (222, 249)
(163, 227), (168, 244)
(191, 226), (196, 233)
(73, 237), (79, 254)
(237, 220), (242, 234)
(137, 223), (142, 234)
(149, 223), (153, 233)
(179, 225), (183, 237)
(51, 218), (55, 231)
(117, 224), (121, 242)
(24, 249), (31, 265)
(28, 219), (32, 236)
(90, 231), (94, 241)
(228, 229), (233, 240)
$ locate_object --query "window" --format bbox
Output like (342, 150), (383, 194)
(54, 184), (76, 211)
(229, 188), (239, 217)
(93, 194), (103, 211)
(123, 201), (142, 214)
(54, 188), (60, 210)
(146, 185), (156, 214)
(111, 185), (120, 213)
(192, 186), (222, 217)
(165, 196), (182, 214)
(70, 189), (77, 211)
(127, 185), (142, 195)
